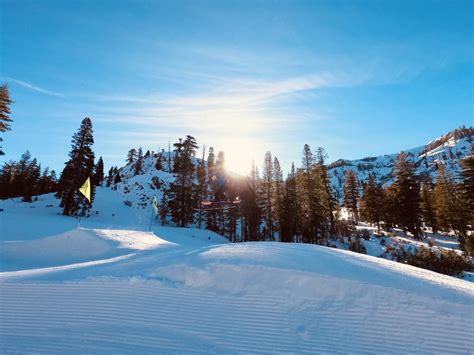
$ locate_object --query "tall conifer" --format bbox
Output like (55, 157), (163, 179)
(56, 117), (95, 216)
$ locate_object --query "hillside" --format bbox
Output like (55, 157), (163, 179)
(328, 127), (473, 201)
(110, 128), (473, 211)
(0, 196), (473, 353)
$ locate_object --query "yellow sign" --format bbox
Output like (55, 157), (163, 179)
(79, 177), (91, 202)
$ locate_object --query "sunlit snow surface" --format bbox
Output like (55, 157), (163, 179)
(1, 192), (473, 353)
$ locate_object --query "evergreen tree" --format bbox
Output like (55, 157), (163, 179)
(381, 185), (398, 231)
(132, 148), (143, 175)
(56, 117), (95, 216)
(297, 144), (326, 244)
(316, 147), (336, 239)
(262, 151), (274, 241)
(460, 152), (474, 256)
(461, 151), (474, 225)
(344, 170), (360, 224)
(299, 144), (316, 243)
(420, 178), (437, 233)
(22, 158), (40, 201)
(241, 161), (262, 241)
(126, 148), (137, 165)
(223, 179), (239, 242)
(168, 135), (198, 227)
(155, 151), (164, 170)
(206, 147), (218, 232)
(93, 156), (104, 186)
(392, 152), (422, 239)
(359, 174), (384, 231)
(106, 166), (114, 187)
(273, 157), (284, 241)
(38, 167), (58, 195)
(0, 152), (57, 199)
(280, 163), (299, 242)
(434, 163), (469, 247)
(196, 147), (208, 229)
(113, 168), (122, 185)
(215, 151), (228, 234)
(134, 155), (143, 176)
(0, 83), (13, 156)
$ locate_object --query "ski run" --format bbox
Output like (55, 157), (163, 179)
(1, 192), (473, 353)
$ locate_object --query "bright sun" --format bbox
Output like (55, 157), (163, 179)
(219, 139), (259, 176)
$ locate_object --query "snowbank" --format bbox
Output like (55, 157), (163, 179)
(0, 228), (172, 272)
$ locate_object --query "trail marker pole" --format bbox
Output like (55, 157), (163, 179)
(149, 206), (154, 232)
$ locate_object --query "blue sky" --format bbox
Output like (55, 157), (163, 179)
(1, 0), (472, 174)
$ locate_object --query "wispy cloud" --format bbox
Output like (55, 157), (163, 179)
(5, 78), (65, 98)
(89, 74), (332, 139)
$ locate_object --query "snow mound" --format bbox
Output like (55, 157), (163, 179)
(0, 228), (172, 272)
(154, 242), (473, 300)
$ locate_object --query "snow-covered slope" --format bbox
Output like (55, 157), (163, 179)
(328, 128), (473, 200)
(102, 128), (473, 210)
(1, 196), (473, 353)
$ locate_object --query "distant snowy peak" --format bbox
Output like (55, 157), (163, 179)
(328, 127), (473, 201)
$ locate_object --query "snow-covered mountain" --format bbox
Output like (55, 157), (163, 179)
(328, 127), (473, 200)
(115, 127), (473, 210)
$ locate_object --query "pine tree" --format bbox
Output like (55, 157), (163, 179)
(344, 170), (360, 224)
(168, 135), (198, 227)
(262, 151), (274, 241)
(297, 144), (327, 244)
(382, 184), (398, 230)
(133, 148), (143, 175)
(316, 147), (336, 239)
(0, 83), (13, 155)
(460, 152), (474, 256)
(420, 178), (437, 233)
(241, 160), (262, 241)
(359, 173), (384, 231)
(126, 148), (137, 165)
(273, 157), (284, 241)
(392, 152), (422, 239)
(434, 163), (469, 247)
(106, 166), (114, 187)
(56, 117), (95, 216)
(215, 151), (227, 234)
(461, 151), (474, 225)
(196, 147), (208, 229)
(134, 155), (143, 176)
(299, 144), (316, 243)
(155, 151), (163, 170)
(113, 168), (122, 185)
(0, 151), (57, 199)
(38, 167), (58, 195)
(206, 147), (218, 232)
(280, 163), (299, 242)
(223, 179), (239, 242)
(22, 157), (40, 202)
(93, 156), (104, 186)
